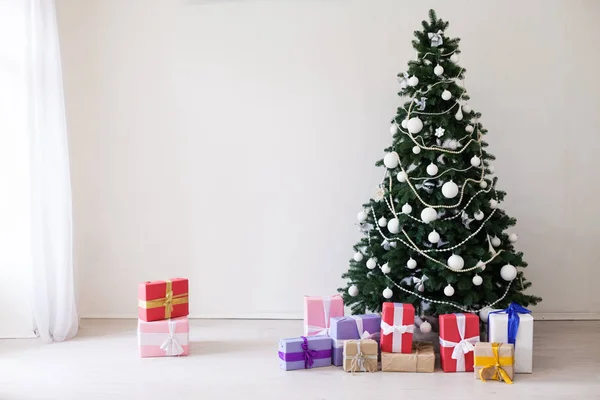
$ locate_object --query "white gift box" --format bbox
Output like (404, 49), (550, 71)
(488, 310), (533, 373)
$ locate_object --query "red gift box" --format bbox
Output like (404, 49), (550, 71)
(380, 302), (415, 353)
(138, 278), (189, 322)
(439, 313), (480, 372)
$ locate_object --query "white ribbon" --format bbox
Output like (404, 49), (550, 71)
(159, 319), (184, 356)
(305, 296), (333, 336)
(350, 315), (380, 341)
(438, 313), (479, 371)
(428, 30), (444, 47)
(380, 304), (415, 353)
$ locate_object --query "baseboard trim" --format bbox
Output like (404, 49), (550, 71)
(532, 313), (600, 320)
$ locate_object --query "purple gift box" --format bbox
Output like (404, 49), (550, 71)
(330, 314), (381, 366)
(278, 335), (332, 371)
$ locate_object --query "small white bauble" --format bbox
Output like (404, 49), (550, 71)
(470, 156), (481, 167)
(420, 321), (432, 333)
(509, 233), (519, 243)
(444, 284), (455, 297)
(357, 210), (368, 222)
(489, 199), (498, 209)
(353, 252), (364, 262)
(383, 287), (393, 299)
(426, 163), (438, 176)
(434, 65), (444, 76)
(472, 274), (483, 286)
(366, 258), (377, 270)
(462, 104), (472, 114)
(500, 264), (518, 281)
(480, 180), (488, 189)
(402, 203), (413, 214)
(421, 207), (438, 223)
(397, 171), (407, 183)
(387, 218), (401, 234)
(448, 140), (458, 150)
(381, 263), (391, 274)
(441, 90), (452, 101)
(401, 119), (408, 129)
(383, 152), (399, 169)
(476, 260), (486, 271)
(390, 124), (398, 135)
(441, 180), (459, 199)
(348, 285), (359, 297)
(479, 307), (492, 322)
(488, 165), (495, 174)
(378, 217), (387, 227)
(474, 210), (484, 221)
(407, 117), (424, 134)
(412, 146), (421, 154)
(491, 236), (501, 247)
(450, 53), (459, 63)
(406, 258), (417, 269)
(408, 76), (419, 86)
(448, 254), (465, 270)
(428, 230), (440, 243)
(465, 125), (475, 133)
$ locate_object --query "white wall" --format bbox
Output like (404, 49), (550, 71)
(56, 0), (600, 319)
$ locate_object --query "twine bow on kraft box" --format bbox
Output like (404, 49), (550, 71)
(343, 339), (378, 373)
(138, 278), (189, 322)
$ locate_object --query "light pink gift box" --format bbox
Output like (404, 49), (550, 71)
(303, 295), (344, 336)
(138, 316), (189, 358)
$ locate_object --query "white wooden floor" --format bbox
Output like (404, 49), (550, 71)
(0, 319), (599, 400)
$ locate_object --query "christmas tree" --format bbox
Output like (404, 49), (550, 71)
(340, 10), (541, 319)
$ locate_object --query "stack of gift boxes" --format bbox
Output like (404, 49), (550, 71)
(279, 295), (533, 383)
(137, 278), (190, 358)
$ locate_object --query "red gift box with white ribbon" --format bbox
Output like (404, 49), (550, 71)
(439, 313), (480, 372)
(380, 302), (415, 353)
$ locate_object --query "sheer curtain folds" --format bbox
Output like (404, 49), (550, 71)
(28, 0), (78, 342)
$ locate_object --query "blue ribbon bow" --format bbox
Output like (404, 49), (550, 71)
(300, 336), (316, 369)
(488, 302), (531, 345)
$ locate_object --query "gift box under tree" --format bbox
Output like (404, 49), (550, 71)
(488, 303), (533, 373)
(439, 313), (480, 372)
(330, 314), (381, 366)
(303, 295), (344, 336)
(380, 302), (415, 353)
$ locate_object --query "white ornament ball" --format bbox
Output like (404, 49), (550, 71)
(479, 307), (492, 322)
(434, 65), (444, 76)
(412, 146), (421, 154)
(420, 321), (432, 334)
(491, 236), (501, 247)
(401, 119), (408, 129)
(450, 53), (459, 63)
(357, 210), (368, 222)
(465, 125), (475, 133)
(474, 210), (484, 221)
(402, 203), (413, 214)
(383, 287), (393, 299)
(428, 230), (440, 243)
(462, 104), (472, 114)
(448, 254), (465, 270)
(406, 258), (417, 270)
(408, 76), (419, 87)
(441, 90), (452, 101)
(390, 124), (398, 135)
(441, 180), (459, 199)
(470, 156), (481, 167)
(366, 258), (377, 270)
(383, 152), (399, 169)
(378, 217), (388, 227)
(397, 171), (407, 183)
(448, 140), (458, 150)
(489, 199), (498, 209)
(407, 117), (424, 134)
(381, 263), (391, 274)
(480, 180), (488, 189)
(421, 207), (438, 223)
(509, 233), (519, 243)
(488, 165), (495, 174)
(387, 218), (401, 234)
(353, 252), (364, 262)
(444, 284), (455, 297)
(426, 163), (438, 176)
(472, 274), (483, 286)
(500, 264), (518, 281)
(348, 285), (359, 297)
(477, 260), (486, 271)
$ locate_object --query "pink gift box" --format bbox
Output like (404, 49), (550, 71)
(303, 295), (344, 336)
(138, 316), (190, 358)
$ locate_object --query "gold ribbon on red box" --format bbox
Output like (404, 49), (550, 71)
(138, 280), (188, 319)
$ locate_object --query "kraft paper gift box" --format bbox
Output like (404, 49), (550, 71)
(330, 314), (381, 366)
(138, 316), (189, 358)
(381, 342), (435, 372)
(343, 339), (378, 373)
(487, 303), (533, 373)
(278, 336), (332, 371)
(380, 302), (415, 354)
(474, 342), (515, 384)
(138, 278), (189, 322)
(439, 313), (480, 372)
(303, 295), (344, 336)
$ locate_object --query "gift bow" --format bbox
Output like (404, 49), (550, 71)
(488, 302), (531, 345)
(300, 336), (317, 369)
(348, 341), (377, 373)
(478, 343), (514, 384)
(414, 97), (427, 111)
(428, 30), (444, 47)
(439, 313), (480, 371)
(380, 321), (415, 336)
(159, 319), (184, 356)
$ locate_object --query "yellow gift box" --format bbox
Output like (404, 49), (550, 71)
(474, 342), (515, 384)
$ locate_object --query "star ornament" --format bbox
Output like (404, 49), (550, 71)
(435, 127), (445, 137)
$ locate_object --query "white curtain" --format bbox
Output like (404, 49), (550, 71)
(27, 0), (78, 342)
